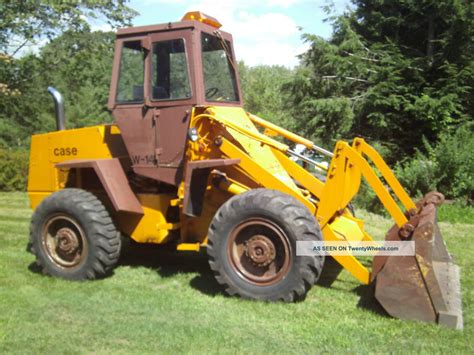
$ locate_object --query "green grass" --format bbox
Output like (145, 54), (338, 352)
(438, 202), (474, 224)
(0, 192), (472, 353)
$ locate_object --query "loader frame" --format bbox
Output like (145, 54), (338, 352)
(193, 109), (421, 284)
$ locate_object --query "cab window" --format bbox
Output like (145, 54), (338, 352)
(116, 41), (145, 103)
(152, 39), (191, 100)
(201, 32), (239, 102)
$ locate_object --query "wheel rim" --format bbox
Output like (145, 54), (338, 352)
(227, 217), (292, 286)
(41, 214), (88, 269)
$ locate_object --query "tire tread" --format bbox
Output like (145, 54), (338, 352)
(207, 188), (324, 302)
(29, 188), (121, 280)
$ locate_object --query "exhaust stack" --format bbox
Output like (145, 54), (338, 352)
(47, 87), (66, 131)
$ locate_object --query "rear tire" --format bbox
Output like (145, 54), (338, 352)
(29, 188), (121, 280)
(207, 189), (324, 302)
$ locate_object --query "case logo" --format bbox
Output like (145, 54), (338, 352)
(53, 147), (78, 156)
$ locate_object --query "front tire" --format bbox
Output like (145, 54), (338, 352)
(29, 188), (121, 280)
(207, 189), (324, 302)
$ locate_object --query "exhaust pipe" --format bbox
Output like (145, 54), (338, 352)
(47, 87), (66, 131)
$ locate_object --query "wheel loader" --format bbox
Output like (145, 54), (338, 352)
(27, 11), (462, 329)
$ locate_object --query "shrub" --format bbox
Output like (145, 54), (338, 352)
(354, 124), (473, 214)
(394, 123), (473, 202)
(0, 148), (29, 191)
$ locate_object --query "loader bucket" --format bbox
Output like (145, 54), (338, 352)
(371, 192), (463, 329)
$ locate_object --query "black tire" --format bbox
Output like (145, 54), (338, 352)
(29, 188), (121, 280)
(207, 189), (324, 302)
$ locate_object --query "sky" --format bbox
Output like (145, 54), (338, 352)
(124, 0), (352, 68)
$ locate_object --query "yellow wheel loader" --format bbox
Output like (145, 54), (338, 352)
(27, 12), (462, 329)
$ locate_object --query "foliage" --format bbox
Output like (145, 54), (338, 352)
(394, 123), (474, 200)
(239, 62), (293, 127)
(0, 149), (28, 191)
(0, 0), (136, 56)
(0, 30), (116, 148)
(0, 0), (136, 148)
(287, 0), (474, 161)
(354, 123), (473, 214)
(117, 41), (145, 103)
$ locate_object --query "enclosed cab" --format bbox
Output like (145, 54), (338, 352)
(108, 12), (242, 185)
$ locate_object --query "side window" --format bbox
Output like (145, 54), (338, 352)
(116, 41), (144, 103)
(152, 39), (191, 100)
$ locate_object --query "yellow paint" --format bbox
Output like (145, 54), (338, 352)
(204, 106), (296, 188)
(339, 212), (374, 242)
(263, 128), (278, 137)
(316, 140), (414, 229)
(156, 222), (181, 230)
(316, 143), (351, 227)
(28, 124), (125, 199)
(271, 148), (325, 198)
(118, 193), (175, 244)
(179, 186), (231, 245)
(362, 232), (374, 242)
(170, 198), (181, 207)
(28, 125), (180, 246)
(354, 138), (417, 212)
(28, 192), (52, 210)
(176, 243), (201, 252)
(220, 138), (315, 214)
(219, 180), (249, 195)
(185, 107), (417, 284)
(341, 143), (409, 227)
(322, 225), (371, 284)
(330, 216), (365, 242)
(248, 113), (314, 149)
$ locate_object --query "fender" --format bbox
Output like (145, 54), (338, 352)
(56, 158), (143, 214)
(183, 158), (240, 217)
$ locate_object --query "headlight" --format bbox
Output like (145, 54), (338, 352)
(188, 127), (199, 142)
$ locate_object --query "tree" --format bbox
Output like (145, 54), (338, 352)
(0, 0), (136, 56)
(0, 1), (136, 147)
(239, 62), (293, 127)
(287, 0), (474, 160)
(0, 30), (115, 147)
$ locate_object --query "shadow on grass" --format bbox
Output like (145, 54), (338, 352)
(353, 284), (389, 317)
(28, 261), (42, 274)
(317, 257), (344, 288)
(119, 242), (226, 297)
(121, 245), (379, 301)
(27, 260), (119, 279)
(317, 256), (389, 317)
(27, 242), (391, 314)
(26, 242), (217, 293)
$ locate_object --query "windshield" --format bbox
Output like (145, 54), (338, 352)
(201, 32), (239, 102)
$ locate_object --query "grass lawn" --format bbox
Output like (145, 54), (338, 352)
(0, 192), (472, 353)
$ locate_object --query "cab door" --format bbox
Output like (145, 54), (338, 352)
(147, 30), (196, 185)
(110, 38), (158, 170)
(109, 31), (196, 186)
